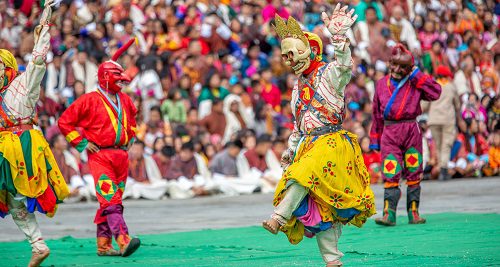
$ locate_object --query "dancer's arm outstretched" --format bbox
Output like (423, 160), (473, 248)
(16, 0), (55, 105)
(322, 3), (357, 95)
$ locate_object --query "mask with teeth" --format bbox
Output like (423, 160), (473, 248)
(281, 37), (312, 75)
(97, 38), (136, 94)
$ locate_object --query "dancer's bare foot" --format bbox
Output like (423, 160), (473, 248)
(262, 218), (280, 235)
(28, 249), (50, 267)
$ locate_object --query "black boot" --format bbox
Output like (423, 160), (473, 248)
(375, 187), (401, 226)
(407, 185), (426, 224)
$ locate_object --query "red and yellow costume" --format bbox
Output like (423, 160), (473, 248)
(58, 39), (141, 257)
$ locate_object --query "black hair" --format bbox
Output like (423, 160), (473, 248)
(161, 145), (176, 157)
(150, 105), (162, 113)
(432, 39), (443, 48)
(49, 133), (63, 148)
(365, 6), (377, 14)
(256, 134), (272, 144)
(250, 79), (261, 88)
(181, 141), (195, 151)
(227, 140), (244, 149)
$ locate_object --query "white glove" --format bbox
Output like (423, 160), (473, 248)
(321, 3), (358, 37)
(40, 0), (56, 25)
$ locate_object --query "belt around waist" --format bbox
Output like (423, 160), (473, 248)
(384, 119), (416, 126)
(305, 124), (343, 136)
(97, 145), (128, 150)
(0, 124), (34, 132)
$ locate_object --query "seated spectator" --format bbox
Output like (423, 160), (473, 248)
(125, 141), (168, 200)
(199, 98), (226, 138)
(450, 119), (489, 177)
(210, 140), (256, 195)
(484, 131), (500, 176)
(422, 40), (450, 76)
(167, 142), (213, 199)
(237, 134), (282, 193)
(50, 134), (93, 202)
(222, 94), (254, 144)
(161, 89), (187, 125)
(488, 95), (500, 131)
(198, 73), (230, 119)
(259, 68), (281, 112)
(139, 106), (168, 154)
(153, 145), (176, 179)
(454, 55), (482, 97)
(360, 136), (382, 184)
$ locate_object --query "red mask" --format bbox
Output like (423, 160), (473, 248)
(97, 61), (131, 94)
(97, 38), (136, 94)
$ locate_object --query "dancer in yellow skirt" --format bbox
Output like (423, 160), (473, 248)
(0, 1), (69, 266)
(262, 5), (375, 267)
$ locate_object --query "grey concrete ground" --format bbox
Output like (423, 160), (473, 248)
(1, 177), (499, 242)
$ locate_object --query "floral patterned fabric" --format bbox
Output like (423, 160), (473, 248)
(274, 131), (376, 244)
(0, 130), (69, 218)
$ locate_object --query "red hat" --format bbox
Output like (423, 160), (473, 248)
(436, 65), (453, 78)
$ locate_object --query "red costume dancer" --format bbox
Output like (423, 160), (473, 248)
(370, 44), (441, 226)
(58, 39), (141, 257)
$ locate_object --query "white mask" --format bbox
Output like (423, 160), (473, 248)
(281, 37), (311, 75)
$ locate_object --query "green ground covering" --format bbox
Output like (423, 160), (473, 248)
(1, 213), (499, 266)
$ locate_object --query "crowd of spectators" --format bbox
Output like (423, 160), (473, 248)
(2, 0), (500, 201)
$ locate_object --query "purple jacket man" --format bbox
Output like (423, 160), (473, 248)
(369, 44), (441, 226)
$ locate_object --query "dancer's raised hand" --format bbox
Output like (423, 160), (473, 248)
(321, 3), (358, 37)
(39, 0), (57, 25)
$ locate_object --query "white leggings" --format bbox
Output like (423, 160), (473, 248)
(274, 183), (344, 263)
(8, 194), (48, 253)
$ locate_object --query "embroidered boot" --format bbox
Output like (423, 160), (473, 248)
(408, 201), (426, 224)
(375, 187), (400, 226)
(117, 234), (141, 257)
(407, 185), (426, 224)
(97, 237), (120, 256)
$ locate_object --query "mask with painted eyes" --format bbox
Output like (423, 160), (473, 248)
(97, 38), (135, 94)
(281, 37), (312, 75)
(97, 61), (131, 94)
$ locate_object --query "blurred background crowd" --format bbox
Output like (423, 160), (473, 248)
(2, 0), (500, 201)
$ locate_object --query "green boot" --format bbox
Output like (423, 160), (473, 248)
(375, 187), (400, 226)
(407, 185), (426, 224)
(408, 201), (426, 224)
(375, 200), (397, 226)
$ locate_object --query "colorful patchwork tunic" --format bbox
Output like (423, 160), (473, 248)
(0, 24), (69, 218)
(58, 87), (137, 224)
(369, 71), (441, 186)
(274, 39), (376, 244)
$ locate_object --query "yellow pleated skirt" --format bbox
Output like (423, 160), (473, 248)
(274, 130), (376, 244)
(0, 129), (69, 218)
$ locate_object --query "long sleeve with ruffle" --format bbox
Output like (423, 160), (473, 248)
(1, 22), (51, 127)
